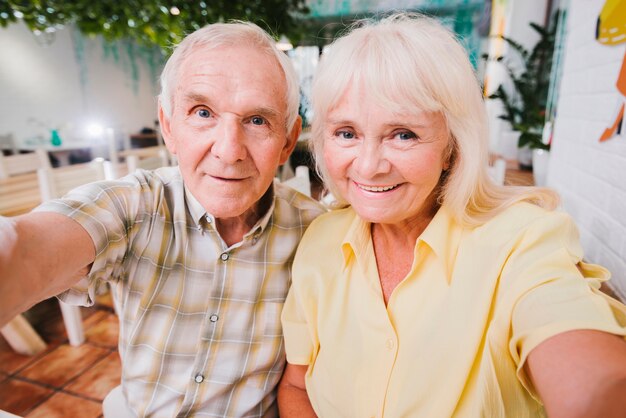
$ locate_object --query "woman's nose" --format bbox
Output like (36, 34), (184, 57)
(353, 141), (390, 178)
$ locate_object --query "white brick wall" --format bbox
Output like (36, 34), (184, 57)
(548, 0), (626, 300)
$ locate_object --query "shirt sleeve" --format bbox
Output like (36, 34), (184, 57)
(501, 211), (626, 399)
(34, 177), (144, 307)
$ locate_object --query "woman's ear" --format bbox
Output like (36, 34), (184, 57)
(442, 140), (454, 171)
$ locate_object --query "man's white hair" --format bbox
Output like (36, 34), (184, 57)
(159, 21), (300, 130)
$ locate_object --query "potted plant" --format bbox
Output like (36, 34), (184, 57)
(485, 11), (558, 171)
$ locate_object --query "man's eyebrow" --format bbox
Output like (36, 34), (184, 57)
(250, 107), (282, 120)
(183, 92), (210, 104)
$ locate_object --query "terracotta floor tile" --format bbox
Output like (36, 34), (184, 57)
(85, 313), (119, 348)
(0, 378), (53, 416)
(0, 336), (56, 375)
(82, 310), (110, 330)
(18, 343), (109, 388)
(25, 391), (102, 418)
(65, 351), (121, 401)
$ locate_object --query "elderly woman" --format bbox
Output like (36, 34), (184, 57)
(278, 13), (626, 418)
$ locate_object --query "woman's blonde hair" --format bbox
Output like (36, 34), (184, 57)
(310, 13), (558, 226)
(159, 21), (300, 130)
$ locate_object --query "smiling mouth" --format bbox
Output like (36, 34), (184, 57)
(210, 174), (248, 182)
(355, 183), (399, 192)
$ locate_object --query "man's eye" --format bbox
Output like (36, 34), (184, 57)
(196, 109), (211, 118)
(251, 116), (266, 126)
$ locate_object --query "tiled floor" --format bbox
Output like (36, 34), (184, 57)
(0, 296), (120, 418)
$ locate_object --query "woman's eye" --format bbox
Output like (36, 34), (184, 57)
(251, 116), (266, 126)
(396, 131), (417, 141)
(196, 108), (211, 118)
(337, 130), (355, 139)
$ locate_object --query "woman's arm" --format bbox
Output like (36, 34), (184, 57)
(526, 329), (626, 418)
(278, 363), (317, 418)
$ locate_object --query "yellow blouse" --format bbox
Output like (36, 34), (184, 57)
(282, 203), (626, 418)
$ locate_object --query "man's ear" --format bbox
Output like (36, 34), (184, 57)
(279, 115), (302, 164)
(158, 99), (177, 155)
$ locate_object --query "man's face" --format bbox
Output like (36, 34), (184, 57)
(159, 45), (299, 221)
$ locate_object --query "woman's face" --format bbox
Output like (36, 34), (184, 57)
(323, 85), (450, 227)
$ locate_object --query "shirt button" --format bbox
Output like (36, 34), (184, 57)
(205, 216), (212, 224)
(386, 339), (395, 349)
(220, 253), (229, 261)
(194, 374), (204, 383)
(209, 314), (219, 322)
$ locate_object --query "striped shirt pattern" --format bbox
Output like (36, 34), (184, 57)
(36, 166), (325, 417)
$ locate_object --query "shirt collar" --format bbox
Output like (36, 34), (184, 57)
(184, 183), (276, 238)
(341, 205), (463, 284)
(418, 205), (463, 282)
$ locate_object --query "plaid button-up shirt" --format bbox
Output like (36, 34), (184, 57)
(36, 166), (325, 417)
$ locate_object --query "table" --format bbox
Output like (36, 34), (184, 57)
(18, 140), (95, 166)
(130, 133), (160, 148)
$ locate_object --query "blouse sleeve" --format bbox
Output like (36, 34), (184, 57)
(281, 227), (323, 366)
(501, 211), (626, 399)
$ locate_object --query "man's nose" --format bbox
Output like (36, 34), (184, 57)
(353, 141), (390, 178)
(211, 119), (247, 163)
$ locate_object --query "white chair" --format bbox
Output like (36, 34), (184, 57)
(37, 159), (111, 346)
(0, 172), (42, 217)
(122, 145), (171, 173)
(0, 148), (50, 179)
(487, 157), (507, 186)
(0, 316), (46, 356)
(282, 165), (312, 197)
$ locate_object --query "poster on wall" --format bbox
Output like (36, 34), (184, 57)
(596, 0), (626, 142)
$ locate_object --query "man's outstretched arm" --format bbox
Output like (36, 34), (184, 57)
(0, 212), (95, 326)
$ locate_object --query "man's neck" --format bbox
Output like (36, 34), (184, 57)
(215, 187), (273, 247)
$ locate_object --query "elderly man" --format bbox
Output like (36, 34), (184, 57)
(0, 22), (324, 417)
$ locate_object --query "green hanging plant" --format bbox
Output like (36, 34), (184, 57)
(0, 0), (311, 51)
(484, 11), (560, 151)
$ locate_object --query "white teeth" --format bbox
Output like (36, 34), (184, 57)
(357, 184), (398, 192)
